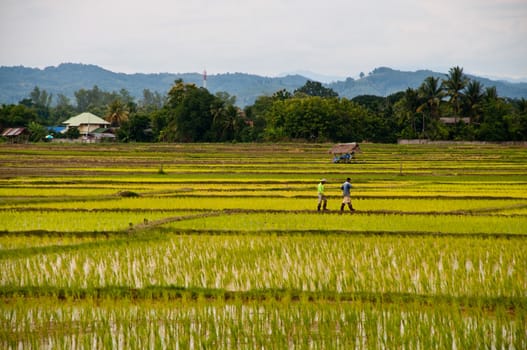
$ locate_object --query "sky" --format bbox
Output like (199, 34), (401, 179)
(1, 0), (526, 81)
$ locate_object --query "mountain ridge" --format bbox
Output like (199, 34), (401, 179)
(1, 63), (526, 107)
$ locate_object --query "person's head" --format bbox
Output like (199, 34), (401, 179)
(320, 178), (326, 183)
(346, 177), (351, 182)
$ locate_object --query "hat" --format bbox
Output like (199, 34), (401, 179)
(320, 178), (327, 182)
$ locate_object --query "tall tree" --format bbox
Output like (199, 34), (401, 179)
(272, 89), (293, 100)
(27, 86), (53, 124)
(243, 95), (277, 141)
(463, 80), (484, 123)
(75, 85), (104, 114)
(329, 98), (370, 142)
(442, 66), (468, 121)
(263, 96), (370, 142)
(478, 97), (510, 141)
(513, 98), (527, 141)
(215, 91), (236, 107)
(394, 88), (421, 138)
(0, 104), (39, 128)
(139, 89), (164, 113)
(52, 94), (76, 124)
(165, 80), (218, 142)
(105, 99), (129, 127)
(212, 105), (245, 141)
(417, 76), (444, 136)
(118, 89), (135, 105)
(516, 98), (527, 115)
(485, 86), (498, 101)
(117, 113), (152, 142)
(29, 86), (53, 108)
(294, 81), (338, 98)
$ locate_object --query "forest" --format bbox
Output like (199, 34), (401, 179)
(1, 66), (526, 143)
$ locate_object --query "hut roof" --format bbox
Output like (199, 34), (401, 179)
(1, 127), (27, 137)
(63, 112), (110, 126)
(329, 143), (361, 154)
(91, 127), (114, 134)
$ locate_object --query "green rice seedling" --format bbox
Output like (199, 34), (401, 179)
(165, 212), (527, 235)
(1, 235), (525, 298)
(0, 143), (526, 349)
(0, 210), (190, 232)
(1, 298), (525, 349)
(0, 234), (105, 250)
(12, 196), (522, 214)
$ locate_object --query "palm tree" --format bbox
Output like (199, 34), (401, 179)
(485, 86), (498, 101)
(517, 98), (527, 114)
(221, 105), (244, 141)
(417, 76), (444, 135)
(443, 66), (468, 122)
(396, 88), (421, 136)
(464, 80), (484, 123)
(105, 99), (129, 127)
(212, 104), (244, 141)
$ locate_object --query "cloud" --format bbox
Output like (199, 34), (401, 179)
(1, 0), (526, 79)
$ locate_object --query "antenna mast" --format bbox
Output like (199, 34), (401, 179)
(203, 69), (207, 89)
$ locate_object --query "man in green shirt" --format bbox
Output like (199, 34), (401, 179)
(317, 178), (328, 211)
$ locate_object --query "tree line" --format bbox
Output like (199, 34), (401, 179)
(1, 66), (526, 143)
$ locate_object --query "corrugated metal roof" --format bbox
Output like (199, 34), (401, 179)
(91, 127), (113, 134)
(48, 126), (66, 133)
(1, 127), (27, 136)
(62, 112), (110, 126)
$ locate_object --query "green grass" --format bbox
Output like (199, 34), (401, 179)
(0, 142), (526, 348)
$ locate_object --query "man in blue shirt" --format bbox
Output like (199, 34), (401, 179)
(340, 177), (355, 212)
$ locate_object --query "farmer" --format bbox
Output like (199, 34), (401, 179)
(317, 178), (328, 211)
(340, 177), (355, 212)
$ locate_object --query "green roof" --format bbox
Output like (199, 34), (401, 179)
(63, 112), (110, 126)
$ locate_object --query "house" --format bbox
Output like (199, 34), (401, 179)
(1, 127), (30, 143)
(440, 117), (471, 125)
(62, 112), (110, 135)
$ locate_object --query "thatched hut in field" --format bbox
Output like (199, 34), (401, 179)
(329, 142), (361, 163)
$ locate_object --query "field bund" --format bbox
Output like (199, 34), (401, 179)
(0, 143), (526, 348)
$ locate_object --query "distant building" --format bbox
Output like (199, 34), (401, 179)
(440, 117), (471, 125)
(1, 127), (30, 143)
(62, 112), (110, 135)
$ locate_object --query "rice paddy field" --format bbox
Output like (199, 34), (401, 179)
(0, 142), (526, 349)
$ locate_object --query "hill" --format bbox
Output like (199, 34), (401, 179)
(1, 63), (526, 107)
(331, 67), (527, 99)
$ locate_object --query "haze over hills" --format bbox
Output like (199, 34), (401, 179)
(1, 63), (526, 107)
